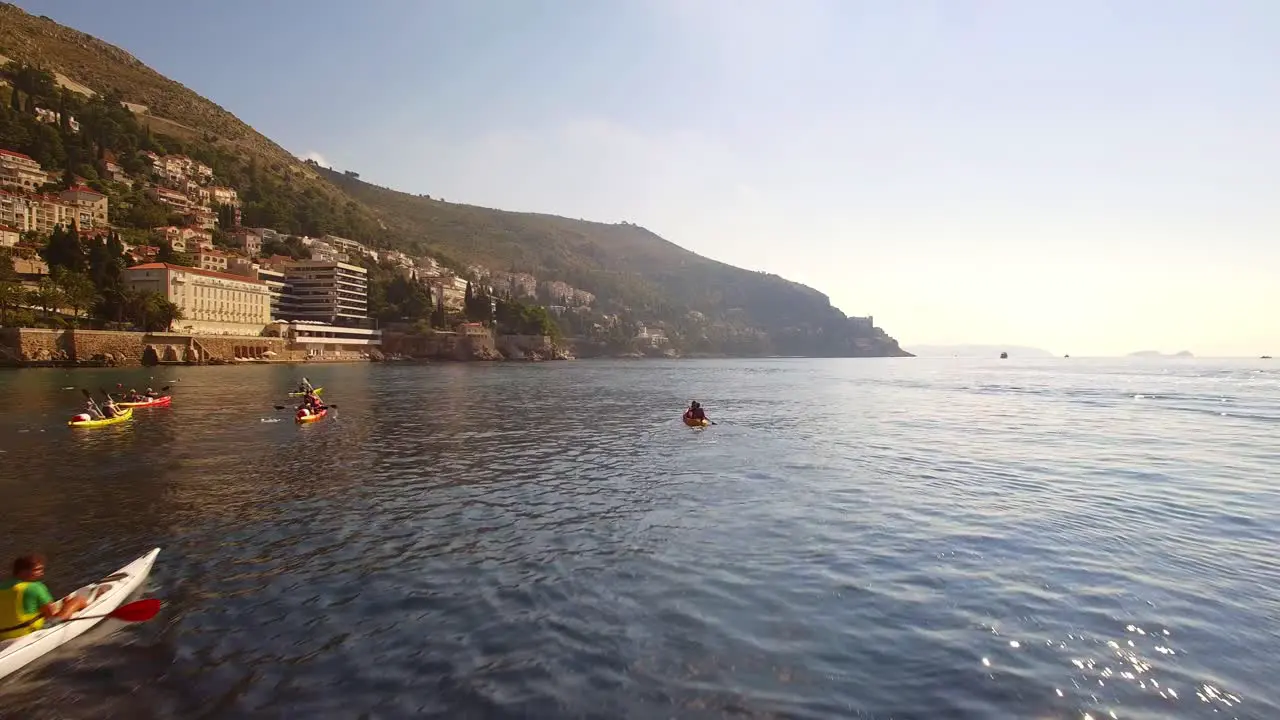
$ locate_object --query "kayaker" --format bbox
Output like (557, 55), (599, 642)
(145, 387), (158, 398)
(102, 398), (121, 418)
(84, 399), (104, 420)
(0, 554), (91, 640)
(683, 401), (708, 423)
(298, 377), (314, 394)
(124, 388), (141, 402)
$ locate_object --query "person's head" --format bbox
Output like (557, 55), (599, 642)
(691, 401), (700, 409)
(130, 388), (137, 393)
(13, 554), (46, 581)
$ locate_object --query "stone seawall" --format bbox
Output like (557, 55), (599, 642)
(0, 328), (299, 366)
(381, 329), (562, 361)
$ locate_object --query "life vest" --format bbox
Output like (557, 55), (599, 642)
(0, 581), (46, 640)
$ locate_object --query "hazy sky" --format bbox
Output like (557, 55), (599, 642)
(21, 0), (1280, 356)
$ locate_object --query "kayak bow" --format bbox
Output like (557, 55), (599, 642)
(0, 548), (161, 681)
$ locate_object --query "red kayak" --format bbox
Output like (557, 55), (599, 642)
(116, 396), (172, 409)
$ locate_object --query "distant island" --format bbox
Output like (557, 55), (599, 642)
(908, 344), (1054, 358)
(1129, 350), (1194, 358)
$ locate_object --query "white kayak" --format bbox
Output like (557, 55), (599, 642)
(0, 547), (160, 681)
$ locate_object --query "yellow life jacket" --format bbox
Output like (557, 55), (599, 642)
(0, 581), (46, 640)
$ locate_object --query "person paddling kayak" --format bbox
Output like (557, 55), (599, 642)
(0, 554), (91, 640)
(299, 390), (325, 413)
(297, 377), (314, 394)
(683, 401), (709, 424)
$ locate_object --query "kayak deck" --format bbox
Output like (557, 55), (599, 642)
(0, 548), (160, 681)
(68, 407), (133, 428)
(683, 417), (710, 427)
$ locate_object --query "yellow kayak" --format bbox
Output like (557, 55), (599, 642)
(68, 407), (133, 428)
(683, 417), (710, 427)
(288, 387), (323, 397)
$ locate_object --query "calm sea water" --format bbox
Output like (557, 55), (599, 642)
(0, 358), (1276, 719)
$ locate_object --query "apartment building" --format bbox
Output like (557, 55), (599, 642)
(0, 149), (46, 191)
(193, 249), (230, 273)
(124, 263), (271, 335)
(154, 225), (213, 253)
(59, 185), (109, 230)
(320, 234), (373, 259)
(227, 257), (288, 320)
(149, 186), (197, 214)
(209, 186), (238, 207)
(229, 228), (264, 256)
(280, 260), (369, 326)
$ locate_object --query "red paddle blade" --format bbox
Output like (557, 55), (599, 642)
(109, 598), (162, 622)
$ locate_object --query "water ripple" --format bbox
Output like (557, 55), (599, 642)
(0, 358), (1275, 718)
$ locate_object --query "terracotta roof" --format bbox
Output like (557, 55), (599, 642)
(0, 148), (36, 162)
(126, 263), (267, 285)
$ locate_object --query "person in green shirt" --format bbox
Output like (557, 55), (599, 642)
(0, 554), (90, 640)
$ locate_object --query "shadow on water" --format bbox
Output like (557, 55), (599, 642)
(0, 359), (1277, 718)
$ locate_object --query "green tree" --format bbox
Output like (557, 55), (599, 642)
(41, 225), (86, 273)
(431, 291), (446, 329)
(122, 199), (171, 229)
(28, 277), (63, 319)
(52, 268), (98, 325)
(216, 203), (236, 230)
(124, 290), (179, 332)
(0, 280), (25, 326)
(156, 241), (194, 267)
(149, 294), (183, 332)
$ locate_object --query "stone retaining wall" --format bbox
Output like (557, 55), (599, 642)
(0, 328), (294, 366)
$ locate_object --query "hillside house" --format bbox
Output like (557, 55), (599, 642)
(59, 185), (109, 230)
(149, 186), (197, 214)
(0, 149), (46, 191)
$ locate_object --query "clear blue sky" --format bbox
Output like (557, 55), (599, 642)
(19, 0), (1280, 356)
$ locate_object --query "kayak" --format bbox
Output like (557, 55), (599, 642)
(0, 547), (160, 681)
(683, 417), (710, 427)
(296, 407), (328, 424)
(288, 387), (323, 397)
(116, 396), (171, 409)
(68, 407), (133, 428)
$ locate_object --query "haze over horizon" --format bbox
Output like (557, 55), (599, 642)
(18, 0), (1279, 357)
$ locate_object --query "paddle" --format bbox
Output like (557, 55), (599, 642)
(80, 388), (103, 417)
(274, 404), (337, 411)
(60, 598), (162, 624)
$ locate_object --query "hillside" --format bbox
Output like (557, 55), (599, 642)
(321, 170), (907, 356)
(0, 2), (908, 357)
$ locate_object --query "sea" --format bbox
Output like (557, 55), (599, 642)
(0, 358), (1276, 719)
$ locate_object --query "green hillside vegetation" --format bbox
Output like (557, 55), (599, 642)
(0, 2), (909, 357)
